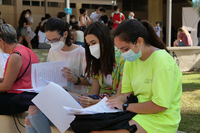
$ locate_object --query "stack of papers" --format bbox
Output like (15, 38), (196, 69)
(0, 53), (9, 78)
(63, 97), (121, 115)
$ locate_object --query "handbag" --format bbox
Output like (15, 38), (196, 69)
(70, 94), (138, 133)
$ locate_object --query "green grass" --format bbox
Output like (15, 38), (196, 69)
(179, 72), (200, 133)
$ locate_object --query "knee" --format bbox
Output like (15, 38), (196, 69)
(25, 117), (32, 128)
(28, 105), (40, 116)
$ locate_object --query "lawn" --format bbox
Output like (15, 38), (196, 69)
(179, 72), (200, 133)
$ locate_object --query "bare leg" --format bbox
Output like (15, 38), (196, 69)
(24, 35), (33, 49)
(18, 36), (24, 44)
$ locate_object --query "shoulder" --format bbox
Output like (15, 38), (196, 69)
(114, 47), (125, 65)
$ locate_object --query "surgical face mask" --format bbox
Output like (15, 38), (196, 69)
(71, 18), (75, 22)
(122, 45), (142, 62)
(115, 11), (119, 14)
(26, 14), (30, 18)
(100, 13), (102, 17)
(49, 38), (65, 52)
(157, 24), (160, 27)
(128, 15), (132, 19)
(89, 44), (100, 59)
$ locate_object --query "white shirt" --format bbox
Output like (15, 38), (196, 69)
(75, 31), (84, 42)
(47, 45), (88, 95)
(27, 17), (33, 32)
(154, 26), (162, 37)
(38, 30), (46, 43)
(90, 12), (99, 22)
(103, 74), (113, 86)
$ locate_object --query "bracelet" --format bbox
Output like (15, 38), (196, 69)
(74, 76), (81, 85)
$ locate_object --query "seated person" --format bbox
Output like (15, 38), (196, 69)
(25, 17), (91, 133)
(72, 24), (85, 48)
(93, 20), (182, 133)
(78, 21), (125, 107)
(38, 22), (51, 49)
(173, 27), (193, 47)
(0, 24), (39, 115)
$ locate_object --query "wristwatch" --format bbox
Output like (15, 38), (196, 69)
(122, 103), (129, 111)
(74, 76), (81, 85)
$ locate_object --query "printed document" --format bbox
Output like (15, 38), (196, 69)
(32, 82), (83, 133)
(0, 53), (9, 78)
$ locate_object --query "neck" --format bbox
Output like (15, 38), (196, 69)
(61, 44), (78, 52)
(4, 43), (18, 54)
(140, 45), (158, 61)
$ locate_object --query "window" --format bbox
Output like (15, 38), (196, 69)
(1, 0), (13, 5)
(70, 3), (76, 8)
(23, 0), (30, 6)
(82, 4), (90, 9)
(31, 1), (40, 6)
(48, 2), (60, 7)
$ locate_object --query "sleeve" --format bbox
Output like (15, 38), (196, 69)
(121, 61), (133, 93)
(90, 13), (94, 19)
(105, 16), (109, 23)
(29, 17), (33, 23)
(122, 14), (125, 20)
(151, 69), (175, 108)
(178, 33), (183, 39)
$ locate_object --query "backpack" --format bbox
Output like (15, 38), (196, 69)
(111, 12), (123, 22)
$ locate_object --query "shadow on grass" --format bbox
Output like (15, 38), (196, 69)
(179, 110), (200, 133)
(182, 83), (200, 92)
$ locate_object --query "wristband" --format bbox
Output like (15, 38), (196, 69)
(74, 76), (81, 85)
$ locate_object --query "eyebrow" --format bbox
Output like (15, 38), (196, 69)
(46, 38), (59, 41)
(119, 46), (128, 50)
(87, 40), (96, 44)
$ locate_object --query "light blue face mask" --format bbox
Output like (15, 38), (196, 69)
(122, 45), (142, 62)
(128, 15), (132, 19)
(115, 11), (119, 14)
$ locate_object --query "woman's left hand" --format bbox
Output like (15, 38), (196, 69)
(78, 96), (99, 108)
(106, 98), (124, 110)
(62, 67), (73, 81)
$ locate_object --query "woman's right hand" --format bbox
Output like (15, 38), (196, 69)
(78, 96), (100, 108)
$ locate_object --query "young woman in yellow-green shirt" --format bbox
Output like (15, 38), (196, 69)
(92, 20), (182, 133)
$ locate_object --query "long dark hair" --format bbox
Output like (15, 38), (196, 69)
(18, 10), (27, 26)
(45, 17), (72, 46)
(84, 21), (115, 78)
(114, 19), (169, 53)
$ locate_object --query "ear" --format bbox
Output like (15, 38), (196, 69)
(137, 37), (144, 47)
(63, 31), (68, 38)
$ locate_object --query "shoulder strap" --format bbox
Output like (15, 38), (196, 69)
(111, 12), (114, 18)
(14, 49), (31, 83)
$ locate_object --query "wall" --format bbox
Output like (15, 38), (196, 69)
(0, 5), (15, 28)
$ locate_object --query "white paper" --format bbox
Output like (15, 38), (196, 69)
(31, 61), (70, 91)
(63, 97), (121, 115)
(32, 82), (82, 133)
(0, 53), (9, 78)
(28, 30), (36, 40)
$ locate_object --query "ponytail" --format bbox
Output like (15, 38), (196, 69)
(114, 19), (169, 53)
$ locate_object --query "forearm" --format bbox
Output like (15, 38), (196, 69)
(0, 83), (11, 93)
(127, 100), (167, 114)
(0, 78), (3, 83)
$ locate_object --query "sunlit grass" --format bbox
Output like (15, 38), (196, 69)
(179, 72), (200, 132)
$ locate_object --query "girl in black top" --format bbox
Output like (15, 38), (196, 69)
(18, 10), (32, 49)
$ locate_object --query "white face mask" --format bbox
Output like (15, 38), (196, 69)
(26, 14), (30, 18)
(89, 44), (100, 59)
(49, 40), (65, 52)
(71, 18), (75, 22)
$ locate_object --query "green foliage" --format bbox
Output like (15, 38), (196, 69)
(189, 0), (200, 17)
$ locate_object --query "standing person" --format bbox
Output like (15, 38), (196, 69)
(78, 8), (90, 32)
(173, 27), (193, 47)
(72, 24), (84, 47)
(0, 24), (39, 115)
(99, 8), (109, 26)
(154, 21), (163, 38)
(26, 9), (36, 41)
(0, 12), (3, 25)
(70, 15), (78, 27)
(57, 11), (66, 19)
(128, 12), (136, 20)
(38, 22), (50, 49)
(90, 5), (102, 22)
(197, 20), (200, 46)
(92, 19), (182, 133)
(18, 10), (33, 49)
(110, 6), (125, 30)
(25, 18), (91, 133)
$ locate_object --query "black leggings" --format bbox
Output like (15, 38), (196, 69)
(0, 93), (29, 115)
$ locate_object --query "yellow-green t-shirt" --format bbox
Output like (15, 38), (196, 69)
(122, 50), (182, 133)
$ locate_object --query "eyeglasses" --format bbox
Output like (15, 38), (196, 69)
(44, 32), (64, 44)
